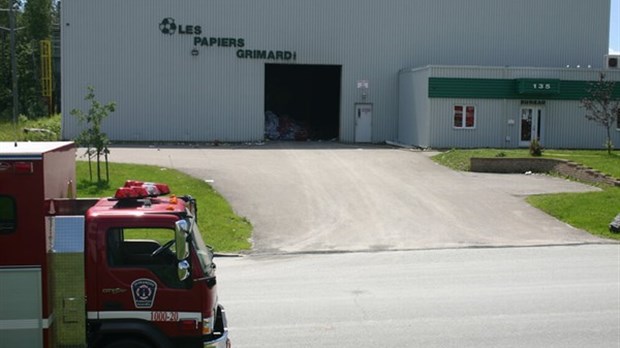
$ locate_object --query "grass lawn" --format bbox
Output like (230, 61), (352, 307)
(432, 148), (620, 241)
(0, 114), (61, 141)
(526, 189), (620, 240)
(76, 161), (252, 252)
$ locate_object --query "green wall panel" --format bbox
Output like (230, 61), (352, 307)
(429, 78), (620, 100)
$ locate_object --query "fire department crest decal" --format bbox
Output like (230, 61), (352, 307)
(131, 278), (157, 309)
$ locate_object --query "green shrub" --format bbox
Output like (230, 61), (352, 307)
(529, 138), (543, 157)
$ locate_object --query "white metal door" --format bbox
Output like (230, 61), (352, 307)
(355, 103), (372, 143)
(519, 106), (544, 147)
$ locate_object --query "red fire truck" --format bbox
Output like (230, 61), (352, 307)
(0, 142), (230, 348)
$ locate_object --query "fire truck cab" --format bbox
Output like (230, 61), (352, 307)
(0, 142), (230, 348)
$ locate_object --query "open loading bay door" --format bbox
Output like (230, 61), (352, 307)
(264, 64), (341, 141)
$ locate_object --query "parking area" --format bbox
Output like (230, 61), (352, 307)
(107, 143), (605, 253)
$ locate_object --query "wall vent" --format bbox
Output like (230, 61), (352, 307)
(605, 55), (619, 69)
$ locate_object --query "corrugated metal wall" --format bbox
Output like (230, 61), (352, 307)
(428, 98), (514, 149)
(398, 69), (417, 146)
(62, 0), (611, 143)
(398, 68), (431, 147)
(544, 100), (620, 149)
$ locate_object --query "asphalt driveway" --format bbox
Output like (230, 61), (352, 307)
(106, 142), (606, 253)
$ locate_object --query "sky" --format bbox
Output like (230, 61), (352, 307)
(611, 0), (620, 53)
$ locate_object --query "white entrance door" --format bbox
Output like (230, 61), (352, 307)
(519, 106), (544, 147)
(354, 103), (372, 143)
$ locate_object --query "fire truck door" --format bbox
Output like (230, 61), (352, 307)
(94, 220), (203, 335)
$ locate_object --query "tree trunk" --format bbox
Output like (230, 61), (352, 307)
(105, 151), (109, 182)
(96, 153), (101, 183)
(606, 126), (613, 155)
(88, 148), (93, 182)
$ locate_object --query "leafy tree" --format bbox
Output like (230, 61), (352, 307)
(23, 0), (50, 41)
(0, 0), (50, 120)
(581, 73), (620, 155)
(16, 37), (46, 116)
(70, 86), (116, 183)
(22, 0), (49, 116)
(0, 0), (17, 119)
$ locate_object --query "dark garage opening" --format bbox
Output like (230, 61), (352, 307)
(264, 64), (341, 141)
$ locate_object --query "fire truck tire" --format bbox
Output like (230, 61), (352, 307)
(104, 338), (152, 348)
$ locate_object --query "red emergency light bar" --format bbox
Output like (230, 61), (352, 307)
(114, 180), (171, 199)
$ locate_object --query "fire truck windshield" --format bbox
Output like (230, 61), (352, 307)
(189, 217), (214, 276)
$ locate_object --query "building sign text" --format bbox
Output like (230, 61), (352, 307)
(160, 17), (297, 61)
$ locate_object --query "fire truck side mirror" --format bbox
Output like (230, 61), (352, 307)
(175, 220), (191, 281)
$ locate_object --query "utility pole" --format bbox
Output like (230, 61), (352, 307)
(1, 0), (21, 145)
(10, 0), (17, 143)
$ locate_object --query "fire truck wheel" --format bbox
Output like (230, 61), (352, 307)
(104, 338), (152, 348)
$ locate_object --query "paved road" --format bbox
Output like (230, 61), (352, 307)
(216, 245), (620, 348)
(107, 143), (606, 253)
(104, 144), (619, 347)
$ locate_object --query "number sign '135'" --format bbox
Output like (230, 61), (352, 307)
(533, 83), (552, 90)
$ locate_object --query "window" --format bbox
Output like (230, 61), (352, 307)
(453, 105), (476, 129)
(616, 109), (620, 130)
(107, 227), (190, 289)
(0, 196), (16, 234)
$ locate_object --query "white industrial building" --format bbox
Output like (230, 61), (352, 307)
(61, 0), (619, 148)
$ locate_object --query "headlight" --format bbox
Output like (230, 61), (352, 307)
(202, 317), (213, 335)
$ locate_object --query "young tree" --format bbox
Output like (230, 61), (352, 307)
(70, 86), (116, 183)
(581, 73), (620, 155)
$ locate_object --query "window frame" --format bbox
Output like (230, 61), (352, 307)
(453, 104), (477, 129)
(0, 195), (17, 234)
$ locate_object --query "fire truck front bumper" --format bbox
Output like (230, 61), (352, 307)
(203, 305), (231, 348)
